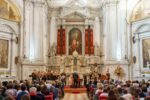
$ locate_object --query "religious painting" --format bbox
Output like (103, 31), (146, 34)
(69, 28), (82, 55)
(142, 38), (150, 68)
(0, 39), (9, 68)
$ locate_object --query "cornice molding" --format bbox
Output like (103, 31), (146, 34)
(0, 24), (13, 33)
(102, 0), (119, 7)
(24, 0), (46, 5)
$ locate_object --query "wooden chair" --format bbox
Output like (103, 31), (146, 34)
(98, 91), (102, 96)
(45, 94), (53, 100)
(30, 92), (36, 96)
(145, 96), (150, 99)
(99, 95), (108, 100)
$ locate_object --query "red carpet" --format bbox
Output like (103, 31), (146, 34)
(64, 87), (87, 93)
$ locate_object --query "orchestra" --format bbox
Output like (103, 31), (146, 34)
(30, 69), (110, 88)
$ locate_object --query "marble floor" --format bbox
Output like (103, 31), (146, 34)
(63, 93), (89, 100)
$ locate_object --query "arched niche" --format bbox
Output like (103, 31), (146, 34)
(0, 24), (17, 75)
(0, 0), (21, 22)
(135, 24), (150, 34)
(131, 22), (150, 79)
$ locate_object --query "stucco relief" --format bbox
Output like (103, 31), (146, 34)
(0, 24), (13, 33)
(60, 7), (90, 18)
(0, 19), (19, 34)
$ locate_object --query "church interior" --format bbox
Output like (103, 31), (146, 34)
(0, 0), (150, 100)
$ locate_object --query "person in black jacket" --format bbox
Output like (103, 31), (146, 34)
(36, 85), (45, 100)
(73, 72), (79, 88)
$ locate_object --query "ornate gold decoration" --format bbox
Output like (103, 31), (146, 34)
(15, 56), (19, 64)
(114, 65), (125, 79)
(0, 0), (21, 22)
(130, 0), (150, 22)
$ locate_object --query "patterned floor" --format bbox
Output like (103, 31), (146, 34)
(63, 93), (89, 100)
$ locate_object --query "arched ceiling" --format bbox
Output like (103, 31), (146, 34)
(0, 0), (21, 22)
(131, 0), (150, 22)
(47, 0), (102, 8)
(47, 0), (102, 19)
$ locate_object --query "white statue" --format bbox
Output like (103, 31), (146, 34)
(94, 42), (100, 56)
(49, 43), (56, 57)
(146, 61), (150, 68)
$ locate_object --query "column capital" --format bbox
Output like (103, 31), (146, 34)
(24, 0), (46, 5)
(102, 0), (119, 7)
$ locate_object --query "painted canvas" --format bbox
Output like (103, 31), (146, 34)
(142, 39), (150, 68)
(69, 28), (82, 55)
(0, 39), (9, 68)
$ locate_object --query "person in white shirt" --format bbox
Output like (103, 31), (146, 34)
(100, 88), (108, 97)
(122, 89), (133, 100)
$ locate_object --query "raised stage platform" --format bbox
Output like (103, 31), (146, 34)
(64, 87), (87, 93)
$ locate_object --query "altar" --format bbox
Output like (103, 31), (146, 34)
(49, 50), (101, 74)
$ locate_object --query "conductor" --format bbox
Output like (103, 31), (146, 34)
(73, 71), (79, 88)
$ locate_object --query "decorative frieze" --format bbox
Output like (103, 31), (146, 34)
(102, 0), (119, 6)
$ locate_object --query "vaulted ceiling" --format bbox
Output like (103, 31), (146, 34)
(131, 0), (150, 21)
(0, 0), (21, 22)
(47, 0), (102, 8)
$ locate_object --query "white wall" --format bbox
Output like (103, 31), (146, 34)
(0, 19), (19, 78)
(23, 0), (48, 62)
(20, 0), (48, 79)
(131, 18), (150, 80)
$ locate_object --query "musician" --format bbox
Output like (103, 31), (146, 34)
(78, 74), (83, 87)
(31, 70), (37, 81)
(83, 75), (87, 86)
(73, 71), (79, 88)
(41, 72), (47, 81)
(61, 72), (66, 86)
(106, 69), (110, 81)
(69, 74), (73, 87)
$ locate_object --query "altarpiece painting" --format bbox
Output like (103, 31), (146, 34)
(69, 28), (82, 55)
(0, 39), (9, 68)
(142, 38), (150, 68)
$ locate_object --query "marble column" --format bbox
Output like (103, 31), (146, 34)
(102, 0), (119, 61)
(24, 1), (34, 60)
(50, 17), (57, 46)
(94, 17), (100, 46)
(132, 34), (141, 77)
(43, 5), (48, 65)
(24, 0), (45, 61)
(117, 0), (127, 61)
(33, 2), (44, 61)
(94, 17), (101, 56)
